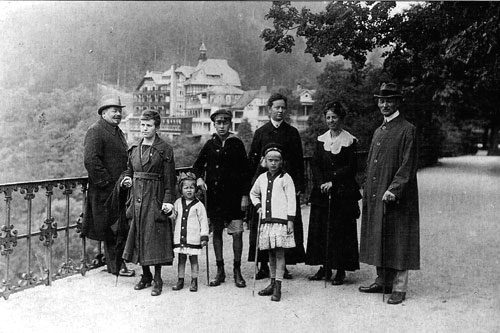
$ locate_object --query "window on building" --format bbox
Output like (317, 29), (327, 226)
(258, 106), (267, 117)
(234, 111), (243, 118)
(225, 95), (231, 105)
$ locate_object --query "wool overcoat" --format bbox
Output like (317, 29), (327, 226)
(247, 121), (306, 264)
(122, 135), (176, 266)
(83, 118), (128, 241)
(192, 134), (251, 222)
(305, 133), (361, 271)
(359, 115), (420, 270)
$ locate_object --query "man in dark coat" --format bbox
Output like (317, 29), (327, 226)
(192, 109), (251, 288)
(359, 83), (420, 305)
(247, 93), (306, 279)
(83, 95), (134, 276)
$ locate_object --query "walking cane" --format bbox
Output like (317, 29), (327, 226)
(325, 191), (332, 288)
(382, 201), (387, 302)
(252, 214), (263, 296)
(203, 188), (210, 286)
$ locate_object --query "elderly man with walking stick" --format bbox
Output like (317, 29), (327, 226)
(359, 83), (420, 305)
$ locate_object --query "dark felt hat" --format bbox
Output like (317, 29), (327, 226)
(261, 143), (284, 158)
(210, 109), (233, 122)
(374, 83), (402, 99)
(98, 95), (125, 115)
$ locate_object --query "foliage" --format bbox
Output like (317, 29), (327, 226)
(0, 85), (96, 182)
(236, 118), (254, 153)
(164, 135), (204, 169)
(1, 2), (327, 93)
(261, 1), (500, 157)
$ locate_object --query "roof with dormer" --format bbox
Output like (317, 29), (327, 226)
(185, 59), (241, 87)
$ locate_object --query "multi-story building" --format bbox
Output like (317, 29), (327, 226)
(291, 85), (316, 131)
(127, 43), (243, 138)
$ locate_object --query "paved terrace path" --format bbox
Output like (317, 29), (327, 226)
(2, 155), (500, 332)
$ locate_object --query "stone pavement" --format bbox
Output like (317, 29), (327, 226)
(1, 155), (499, 332)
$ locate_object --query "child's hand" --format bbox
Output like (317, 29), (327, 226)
(121, 176), (132, 188)
(201, 240), (208, 248)
(287, 221), (294, 234)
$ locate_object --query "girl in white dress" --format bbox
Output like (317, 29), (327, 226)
(171, 172), (209, 292)
(250, 143), (296, 302)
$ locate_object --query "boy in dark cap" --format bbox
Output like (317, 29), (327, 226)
(192, 109), (251, 288)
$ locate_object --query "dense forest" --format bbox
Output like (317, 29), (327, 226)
(0, 1), (332, 93)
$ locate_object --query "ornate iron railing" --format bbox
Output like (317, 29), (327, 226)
(0, 153), (367, 301)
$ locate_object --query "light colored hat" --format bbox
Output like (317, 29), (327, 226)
(97, 95), (125, 115)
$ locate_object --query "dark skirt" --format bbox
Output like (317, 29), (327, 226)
(248, 196), (305, 265)
(305, 202), (360, 271)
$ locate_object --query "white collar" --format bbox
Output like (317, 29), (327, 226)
(384, 110), (400, 123)
(271, 118), (283, 128)
(317, 129), (357, 155)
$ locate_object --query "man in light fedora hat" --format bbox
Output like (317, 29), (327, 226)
(359, 82), (420, 305)
(83, 95), (134, 277)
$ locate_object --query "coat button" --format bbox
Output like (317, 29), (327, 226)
(374, 159), (378, 163)
(376, 142), (381, 146)
(372, 177), (376, 180)
(137, 198), (141, 203)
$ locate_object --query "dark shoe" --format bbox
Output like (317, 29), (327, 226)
(190, 278), (198, 292)
(271, 280), (282, 302)
(331, 270), (346, 286)
(134, 274), (152, 290)
(358, 283), (392, 294)
(209, 265), (226, 287)
(387, 291), (406, 305)
(308, 266), (332, 281)
(172, 278), (184, 291)
(258, 278), (276, 296)
(283, 267), (292, 280)
(255, 266), (270, 280)
(233, 266), (246, 288)
(151, 278), (163, 296)
(119, 267), (136, 277)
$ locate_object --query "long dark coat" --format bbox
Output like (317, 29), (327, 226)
(305, 133), (361, 271)
(122, 135), (176, 266)
(247, 121), (306, 264)
(83, 118), (128, 241)
(359, 115), (420, 270)
(192, 134), (250, 222)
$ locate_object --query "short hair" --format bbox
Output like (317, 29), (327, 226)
(323, 101), (347, 120)
(140, 109), (161, 127)
(267, 93), (288, 109)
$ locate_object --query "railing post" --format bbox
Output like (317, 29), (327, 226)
(76, 181), (89, 276)
(40, 184), (57, 286)
(20, 185), (38, 288)
(0, 187), (18, 300)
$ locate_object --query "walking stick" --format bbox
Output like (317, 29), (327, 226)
(325, 191), (332, 288)
(382, 201), (387, 302)
(252, 214), (263, 296)
(203, 188), (210, 286)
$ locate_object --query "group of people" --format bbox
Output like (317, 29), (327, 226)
(82, 82), (420, 305)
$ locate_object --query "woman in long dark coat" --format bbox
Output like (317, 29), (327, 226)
(121, 110), (176, 296)
(305, 102), (361, 285)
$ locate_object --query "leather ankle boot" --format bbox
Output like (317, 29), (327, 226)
(172, 278), (184, 291)
(151, 277), (163, 296)
(190, 278), (198, 292)
(209, 261), (226, 287)
(233, 262), (246, 288)
(332, 270), (346, 285)
(258, 278), (275, 296)
(271, 280), (282, 302)
(255, 263), (270, 280)
(134, 274), (153, 290)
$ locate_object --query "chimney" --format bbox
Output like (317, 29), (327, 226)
(296, 82), (302, 91)
(170, 64), (177, 116)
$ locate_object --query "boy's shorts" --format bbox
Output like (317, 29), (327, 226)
(213, 219), (244, 235)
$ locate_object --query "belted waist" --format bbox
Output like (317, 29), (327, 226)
(133, 172), (162, 180)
